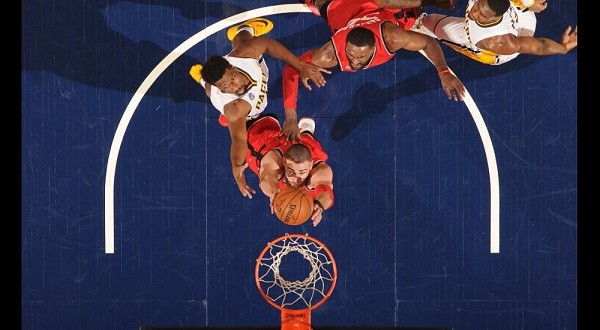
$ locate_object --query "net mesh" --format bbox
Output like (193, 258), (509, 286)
(256, 235), (336, 310)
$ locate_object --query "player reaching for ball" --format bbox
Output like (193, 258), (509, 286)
(237, 114), (334, 227)
(188, 18), (330, 195)
(280, 0), (466, 140)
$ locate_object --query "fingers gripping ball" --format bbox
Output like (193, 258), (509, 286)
(273, 186), (314, 225)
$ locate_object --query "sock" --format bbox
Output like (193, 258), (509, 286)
(236, 25), (255, 37)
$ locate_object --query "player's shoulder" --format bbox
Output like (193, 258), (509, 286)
(312, 161), (332, 172)
(262, 149), (285, 167)
(381, 21), (411, 41)
(225, 55), (263, 70)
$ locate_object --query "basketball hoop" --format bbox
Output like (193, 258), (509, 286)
(255, 233), (337, 330)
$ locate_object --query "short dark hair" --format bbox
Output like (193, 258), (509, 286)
(284, 144), (312, 163)
(487, 0), (510, 15)
(201, 56), (232, 85)
(346, 27), (375, 48)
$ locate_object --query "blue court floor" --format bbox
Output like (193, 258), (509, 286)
(21, 0), (578, 329)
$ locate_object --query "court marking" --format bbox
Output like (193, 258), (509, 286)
(104, 3), (499, 254)
(418, 54), (500, 254)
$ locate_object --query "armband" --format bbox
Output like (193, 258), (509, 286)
(314, 184), (334, 208)
(438, 69), (451, 77)
(283, 50), (315, 110)
(313, 199), (324, 212)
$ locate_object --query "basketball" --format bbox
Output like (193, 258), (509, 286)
(273, 186), (314, 225)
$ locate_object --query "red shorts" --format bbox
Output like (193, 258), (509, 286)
(325, 0), (420, 31)
(245, 116), (328, 175)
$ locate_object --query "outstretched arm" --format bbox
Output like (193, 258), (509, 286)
(307, 163), (334, 227)
(477, 26), (578, 56)
(258, 155), (284, 214)
(385, 24), (465, 101)
(231, 36), (330, 89)
(258, 156), (282, 199)
(281, 43), (338, 142)
(231, 36), (331, 140)
(224, 100), (256, 199)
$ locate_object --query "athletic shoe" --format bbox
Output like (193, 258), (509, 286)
(189, 64), (202, 84)
(227, 18), (274, 41)
(298, 117), (315, 134)
(404, 6), (422, 19)
(304, 0), (320, 16)
(395, 7), (422, 30)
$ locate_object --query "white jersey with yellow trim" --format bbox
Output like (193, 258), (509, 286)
(203, 56), (269, 118)
(417, 0), (536, 65)
(511, 0), (535, 10)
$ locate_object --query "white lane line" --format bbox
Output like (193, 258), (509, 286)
(105, 4), (499, 255)
(104, 4), (310, 253)
(419, 58), (500, 253)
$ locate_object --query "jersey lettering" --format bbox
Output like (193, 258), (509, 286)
(255, 70), (268, 110)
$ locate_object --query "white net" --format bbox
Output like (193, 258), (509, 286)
(256, 234), (336, 310)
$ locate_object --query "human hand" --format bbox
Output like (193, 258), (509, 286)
(260, 182), (280, 214)
(268, 188), (281, 215)
(269, 194), (275, 215)
(233, 163), (255, 199)
(298, 63), (331, 91)
(439, 71), (465, 101)
(561, 25), (577, 52)
(310, 200), (325, 227)
(279, 115), (301, 143)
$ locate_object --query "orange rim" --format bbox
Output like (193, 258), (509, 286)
(255, 233), (337, 312)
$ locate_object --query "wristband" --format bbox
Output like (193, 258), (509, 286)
(313, 199), (324, 212)
(438, 69), (451, 77)
(314, 184), (334, 208)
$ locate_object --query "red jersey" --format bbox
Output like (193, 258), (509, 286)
(326, 0), (417, 72)
(245, 116), (328, 180)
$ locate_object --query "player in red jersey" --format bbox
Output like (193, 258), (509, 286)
(240, 114), (334, 226)
(281, 0), (465, 140)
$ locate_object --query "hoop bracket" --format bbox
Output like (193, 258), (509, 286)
(281, 307), (312, 330)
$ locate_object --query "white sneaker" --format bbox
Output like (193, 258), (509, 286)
(298, 117), (315, 134)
